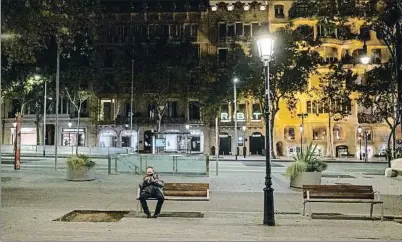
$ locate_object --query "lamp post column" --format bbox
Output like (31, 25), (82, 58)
(263, 59), (275, 226)
(43, 81), (47, 156)
(364, 131), (368, 163)
(234, 79), (238, 160)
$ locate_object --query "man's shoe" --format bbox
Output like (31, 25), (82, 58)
(152, 214), (159, 218)
(146, 214), (152, 218)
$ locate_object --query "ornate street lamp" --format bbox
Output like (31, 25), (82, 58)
(257, 33), (276, 226)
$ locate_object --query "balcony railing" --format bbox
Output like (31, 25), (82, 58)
(112, 115), (187, 125)
(357, 113), (383, 124)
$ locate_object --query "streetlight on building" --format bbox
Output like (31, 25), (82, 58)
(358, 126), (362, 160)
(68, 121), (72, 154)
(233, 77), (239, 160)
(299, 124), (304, 155)
(257, 33), (276, 226)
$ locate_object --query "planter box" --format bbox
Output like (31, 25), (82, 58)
(290, 172), (321, 188)
(66, 166), (96, 181)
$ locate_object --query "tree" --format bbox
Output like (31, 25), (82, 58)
(351, 63), (399, 166)
(65, 88), (93, 155)
(316, 62), (357, 158)
(245, 27), (321, 158)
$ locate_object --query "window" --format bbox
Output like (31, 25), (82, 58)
(244, 24), (251, 38)
(170, 24), (182, 38)
(104, 49), (114, 67)
(237, 104), (246, 121)
(252, 103), (262, 120)
(313, 128), (327, 140)
(148, 104), (157, 119)
(189, 101), (200, 120)
(184, 24), (191, 37)
(218, 48), (228, 64)
(284, 127), (295, 140)
(251, 23), (260, 36)
(191, 25), (198, 37)
(357, 127), (372, 141)
(333, 126), (343, 140)
(220, 104), (230, 121)
(161, 25), (169, 38)
(274, 5), (285, 18)
(167, 101), (178, 117)
(371, 49), (382, 64)
(125, 103), (133, 117)
(227, 24), (235, 38)
(235, 22), (243, 36)
(317, 25), (336, 38)
(218, 22), (226, 42)
(359, 26), (370, 41)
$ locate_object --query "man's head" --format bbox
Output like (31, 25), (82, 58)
(146, 167), (154, 176)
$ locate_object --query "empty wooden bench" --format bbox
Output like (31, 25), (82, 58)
(302, 185), (384, 221)
(136, 183), (210, 214)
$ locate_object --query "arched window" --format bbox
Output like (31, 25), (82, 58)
(333, 126), (344, 141)
(296, 25), (314, 40)
(313, 127), (326, 140)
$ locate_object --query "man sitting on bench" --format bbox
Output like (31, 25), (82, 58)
(138, 167), (165, 218)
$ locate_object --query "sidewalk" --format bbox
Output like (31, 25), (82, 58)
(1, 168), (402, 241)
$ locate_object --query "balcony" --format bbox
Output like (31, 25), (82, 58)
(357, 113), (383, 124)
(113, 115), (186, 125)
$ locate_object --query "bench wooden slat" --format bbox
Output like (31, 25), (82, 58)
(303, 185), (373, 191)
(164, 190), (207, 197)
(304, 193), (375, 199)
(304, 199), (383, 203)
(164, 183), (209, 191)
(146, 196), (209, 201)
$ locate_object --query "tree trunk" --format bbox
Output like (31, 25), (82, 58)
(157, 114), (162, 132)
(387, 124), (398, 168)
(327, 111), (334, 158)
(76, 112), (81, 155)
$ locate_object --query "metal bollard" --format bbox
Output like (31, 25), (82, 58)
(114, 156), (118, 173)
(205, 155), (210, 176)
(108, 155), (111, 175)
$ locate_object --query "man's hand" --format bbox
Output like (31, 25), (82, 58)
(149, 176), (155, 182)
(144, 176), (151, 182)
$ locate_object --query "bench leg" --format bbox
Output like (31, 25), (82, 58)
(370, 203), (373, 218)
(308, 202), (312, 218)
(137, 201), (141, 215)
(303, 202), (306, 216)
(380, 203), (384, 222)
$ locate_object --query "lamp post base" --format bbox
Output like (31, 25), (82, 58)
(263, 187), (275, 226)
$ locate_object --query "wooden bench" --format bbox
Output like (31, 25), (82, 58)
(302, 185), (384, 221)
(136, 183), (210, 214)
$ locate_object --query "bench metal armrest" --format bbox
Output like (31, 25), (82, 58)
(136, 186), (141, 200)
(374, 191), (382, 202)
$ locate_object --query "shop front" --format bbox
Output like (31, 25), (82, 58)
(99, 129), (117, 147)
(120, 130), (138, 151)
(62, 128), (85, 147)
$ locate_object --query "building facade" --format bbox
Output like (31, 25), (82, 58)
(1, 0), (395, 158)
